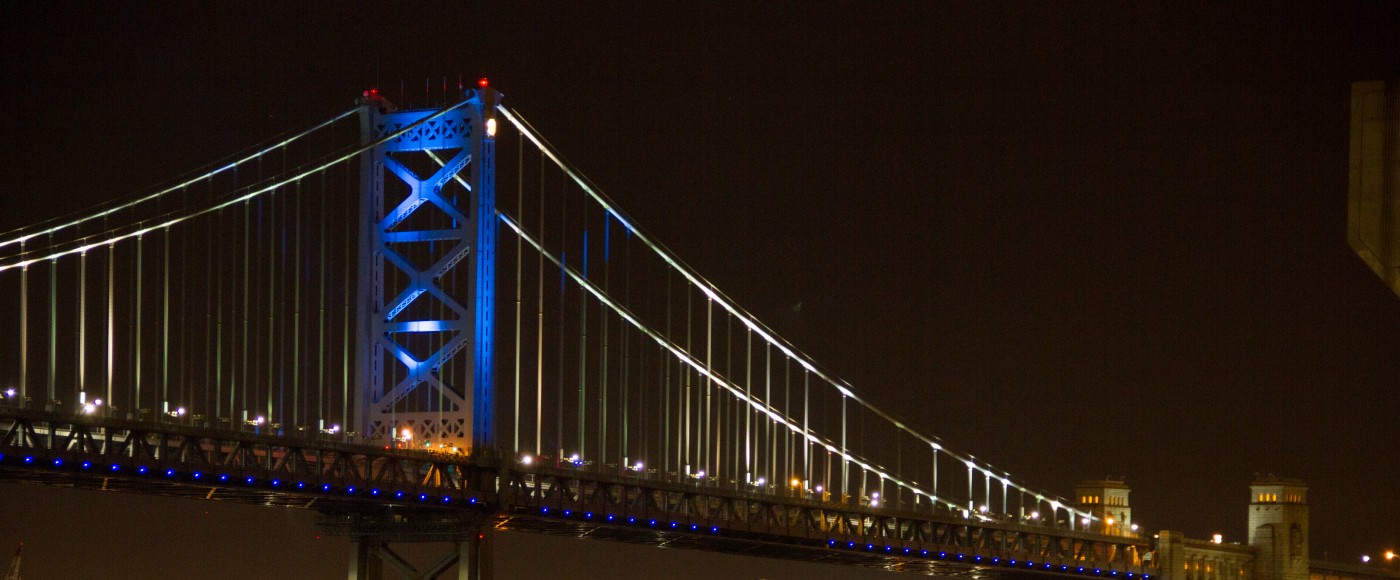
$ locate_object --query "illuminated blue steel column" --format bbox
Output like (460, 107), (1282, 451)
(355, 86), (500, 452)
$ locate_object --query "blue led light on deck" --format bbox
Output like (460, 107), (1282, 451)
(992, 557), (1000, 564)
(828, 540), (836, 546)
(710, 526), (719, 534)
(1078, 567), (1086, 573)
(957, 553), (965, 560)
(541, 507), (549, 514)
(371, 488), (380, 496)
(469, 497), (477, 504)
(884, 546), (893, 553)
(627, 517), (635, 524)
(192, 472), (202, 479)
(1111, 571), (1119, 576)
(138, 466), (148, 474)
(322, 483), (332, 492)
(921, 550), (929, 557)
(689, 523), (698, 531)
(585, 512), (593, 519)
(563, 509), (572, 517)
(395, 491), (405, 499)
(866, 543), (874, 551)
(418, 493), (428, 501)
(605, 514), (614, 522)
(23, 456), (33, 463)
(442, 497), (451, 504)
(81, 461), (92, 469)
(848, 542), (856, 548)
(297, 481), (306, 489)
(165, 469), (175, 477)
(271, 479), (282, 486)
(110, 464), (119, 472)
(52, 459), (62, 467)
(245, 476), (255, 485)
(1061, 565), (1070, 572)
(938, 551), (947, 558)
(903, 548), (911, 555)
(669, 521), (678, 529)
(974, 555), (983, 563)
(218, 473), (228, 481)
(1094, 569), (1103, 575)
(648, 519), (657, 526)
(347, 486), (356, 494)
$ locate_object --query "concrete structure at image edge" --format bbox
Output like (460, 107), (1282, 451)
(1124, 476), (1398, 580)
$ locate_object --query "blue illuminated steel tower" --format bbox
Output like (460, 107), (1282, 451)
(355, 85), (500, 453)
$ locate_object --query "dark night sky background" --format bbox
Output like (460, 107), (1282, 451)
(2, 3), (1399, 578)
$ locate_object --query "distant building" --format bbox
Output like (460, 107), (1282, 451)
(1107, 477), (1398, 580)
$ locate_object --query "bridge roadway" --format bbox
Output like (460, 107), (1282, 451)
(0, 407), (1157, 578)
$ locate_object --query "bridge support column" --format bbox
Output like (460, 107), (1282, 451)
(320, 509), (493, 580)
(347, 534), (489, 580)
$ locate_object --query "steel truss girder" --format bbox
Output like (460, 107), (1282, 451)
(499, 466), (1158, 576)
(1, 409), (1154, 579)
(0, 409), (500, 501)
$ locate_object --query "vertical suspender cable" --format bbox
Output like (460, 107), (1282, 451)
(683, 288), (691, 475)
(48, 235), (57, 411)
(342, 165), (353, 436)
(267, 183), (276, 425)
(704, 294), (712, 478)
(205, 197), (215, 421)
(578, 220), (588, 460)
(784, 358), (791, 489)
(744, 329), (751, 483)
(106, 240), (114, 412)
(212, 206), (222, 423)
(599, 212), (609, 468)
(162, 226), (170, 415)
(78, 249), (86, 403)
(556, 186), (566, 464)
(242, 202), (250, 425)
(834, 395), (845, 498)
(317, 172), (327, 431)
(804, 370), (810, 487)
(663, 270), (671, 476)
(293, 180), (303, 431)
(621, 226), (631, 471)
(513, 131), (523, 454)
(134, 236), (142, 415)
(535, 151), (545, 456)
(18, 242), (26, 405)
(766, 343), (774, 488)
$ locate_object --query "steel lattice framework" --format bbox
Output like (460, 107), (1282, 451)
(355, 88), (500, 452)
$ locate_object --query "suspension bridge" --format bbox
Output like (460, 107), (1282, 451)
(0, 81), (1154, 579)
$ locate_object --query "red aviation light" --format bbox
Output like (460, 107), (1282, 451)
(477, 78), (490, 88)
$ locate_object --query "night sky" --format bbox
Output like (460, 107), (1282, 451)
(3, 3), (1399, 578)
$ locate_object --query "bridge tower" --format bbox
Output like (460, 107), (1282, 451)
(355, 84), (500, 454)
(1248, 477), (1309, 580)
(1075, 479), (1133, 536)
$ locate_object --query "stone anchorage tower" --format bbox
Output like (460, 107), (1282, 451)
(1075, 479), (1133, 535)
(356, 83), (501, 454)
(1248, 477), (1309, 580)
